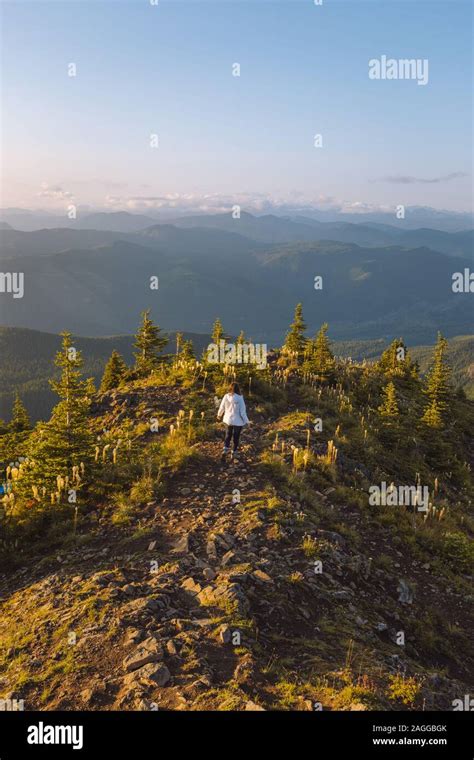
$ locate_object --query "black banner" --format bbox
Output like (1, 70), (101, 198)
(0, 711), (472, 758)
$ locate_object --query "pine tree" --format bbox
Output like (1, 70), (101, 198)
(378, 338), (418, 379)
(378, 381), (399, 419)
(180, 339), (195, 360)
(305, 323), (335, 380)
(283, 303), (307, 357)
(236, 330), (246, 346)
(9, 392), (30, 433)
(100, 350), (127, 392)
(25, 332), (94, 493)
(421, 333), (451, 428)
(133, 310), (167, 377)
(211, 318), (225, 346)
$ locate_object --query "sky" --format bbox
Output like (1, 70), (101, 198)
(1, 0), (472, 215)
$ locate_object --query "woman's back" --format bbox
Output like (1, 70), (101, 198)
(218, 392), (249, 426)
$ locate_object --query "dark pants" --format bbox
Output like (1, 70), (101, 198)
(224, 425), (243, 451)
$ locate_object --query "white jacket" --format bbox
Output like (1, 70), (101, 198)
(217, 393), (249, 426)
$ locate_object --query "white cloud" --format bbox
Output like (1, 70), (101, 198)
(38, 183), (74, 200)
(103, 191), (351, 216)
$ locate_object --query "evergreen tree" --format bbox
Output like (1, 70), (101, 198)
(100, 350), (127, 392)
(236, 330), (246, 346)
(180, 339), (195, 360)
(211, 318), (225, 346)
(85, 377), (96, 398)
(133, 310), (167, 376)
(378, 338), (418, 379)
(283, 303), (307, 357)
(25, 332), (94, 493)
(9, 392), (30, 433)
(378, 381), (399, 419)
(421, 333), (451, 428)
(305, 323), (335, 380)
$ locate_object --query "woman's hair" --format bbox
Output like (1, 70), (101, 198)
(228, 382), (241, 396)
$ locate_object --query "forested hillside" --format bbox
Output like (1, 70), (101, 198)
(0, 308), (472, 711)
(1, 327), (473, 425)
(0, 327), (210, 422)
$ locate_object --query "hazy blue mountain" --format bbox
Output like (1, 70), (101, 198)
(169, 212), (473, 258)
(0, 209), (157, 232)
(77, 211), (157, 232)
(0, 209), (80, 231)
(1, 228), (471, 343)
(167, 211), (322, 244)
(0, 223), (261, 260)
(139, 223), (261, 255)
(2, 205), (472, 232)
(0, 227), (133, 257)
(284, 205), (473, 232)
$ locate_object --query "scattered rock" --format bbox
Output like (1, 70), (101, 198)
(171, 534), (190, 554)
(206, 540), (217, 560)
(218, 625), (232, 644)
(316, 529), (346, 547)
(124, 662), (171, 688)
(251, 569), (273, 584)
(397, 579), (414, 604)
(124, 628), (145, 647)
(181, 577), (202, 595)
(166, 640), (179, 656)
(123, 637), (164, 673)
(245, 700), (265, 711)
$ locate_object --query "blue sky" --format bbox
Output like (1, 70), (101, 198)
(1, 0), (472, 213)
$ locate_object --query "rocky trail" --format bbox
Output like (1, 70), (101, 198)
(0, 385), (472, 711)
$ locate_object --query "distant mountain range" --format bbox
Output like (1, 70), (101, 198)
(1, 327), (472, 422)
(168, 211), (473, 256)
(1, 205), (472, 232)
(1, 211), (472, 343)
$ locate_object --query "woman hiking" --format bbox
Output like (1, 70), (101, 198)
(217, 382), (249, 462)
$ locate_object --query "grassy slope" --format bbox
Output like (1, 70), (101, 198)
(0, 363), (472, 711)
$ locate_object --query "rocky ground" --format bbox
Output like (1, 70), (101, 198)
(0, 383), (472, 711)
